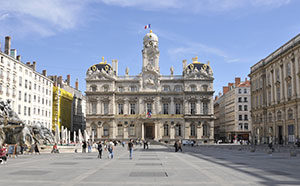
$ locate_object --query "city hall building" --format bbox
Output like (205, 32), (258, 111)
(85, 31), (215, 143)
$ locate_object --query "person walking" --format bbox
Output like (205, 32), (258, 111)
(34, 142), (40, 155)
(128, 139), (134, 159)
(82, 141), (87, 153)
(178, 140), (183, 152)
(108, 141), (114, 159)
(97, 141), (103, 159)
(174, 141), (178, 152)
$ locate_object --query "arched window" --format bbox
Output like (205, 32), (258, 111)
(277, 111), (282, 121)
(190, 123), (196, 137)
(268, 113), (272, 122)
(163, 123), (169, 136)
(117, 124), (123, 136)
(129, 123), (135, 136)
(163, 85), (170, 92)
(288, 109), (293, 120)
(103, 124), (109, 137)
(174, 85), (182, 92)
(91, 123), (97, 139)
(175, 124), (182, 136)
(203, 102), (208, 115)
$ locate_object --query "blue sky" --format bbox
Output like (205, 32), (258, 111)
(1, 0), (300, 95)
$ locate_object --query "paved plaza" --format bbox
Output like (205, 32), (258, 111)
(0, 145), (299, 186)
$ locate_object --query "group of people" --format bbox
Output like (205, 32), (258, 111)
(174, 140), (183, 152)
(82, 139), (135, 160)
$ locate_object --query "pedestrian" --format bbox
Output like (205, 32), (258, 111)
(128, 139), (134, 159)
(146, 140), (149, 149)
(88, 141), (92, 153)
(34, 142), (40, 155)
(174, 141), (178, 152)
(122, 141), (125, 147)
(51, 143), (59, 153)
(82, 141), (87, 153)
(0, 144), (7, 164)
(143, 140), (146, 149)
(108, 141), (114, 159)
(178, 140), (183, 152)
(97, 141), (103, 159)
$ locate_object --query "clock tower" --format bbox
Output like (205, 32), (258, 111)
(142, 30), (160, 73)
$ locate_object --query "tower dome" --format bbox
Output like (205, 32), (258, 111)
(143, 30), (158, 44)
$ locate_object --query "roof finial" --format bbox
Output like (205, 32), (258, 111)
(150, 30), (152, 33)
(102, 56), (104, 62)
(192, 56), (199, 63)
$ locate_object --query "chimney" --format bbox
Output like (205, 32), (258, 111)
(182, 59), (187, 70)
(215, 96), (218, 101)
(235, 77), (241, 87)
(67, 74), (70, 85)
(228, 83), (234, 89)
(245, 77), (248, 82)
(58, 76), (63, 87)
(75, 78), (79, 90)
(223, 86), (229, 94)
(112, 60), (116, 74)
(42, 70), (47, 76)
(26, 62), (30, 66)
(16, 55), (21, 61)
(32, 61), (36, 71)
(115, 59), (118, 76)
(54, 75), (58, 87)
(4, 36), (11, 55)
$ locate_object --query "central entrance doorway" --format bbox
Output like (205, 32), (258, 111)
(144, 123), (155, 139)
(278, 126), (283, 145)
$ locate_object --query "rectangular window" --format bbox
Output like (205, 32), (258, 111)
(239, 123), (243, 130)
(203, 102), (208, 114)
(191, 102), (196, 115)
(104, 103), (109, 115)
(244, 105), (248, 111)
(28, 94), (31, 103)
(92, 102), (97, 114)
(239, 105), (242, 111)
(238, 97), (242, 102)
(24, 106), (27, 116)
(239, 115), (243, 121)
(29, 81), (32, 90)
(19, 91), (21, 101)
(117, 124), (123, 136)
(163, 103), (169, 114)
(147, 103), (152, 114)
(130, 103), (136, 115)
(19, 76), (22, 86)
(287, 82), (292, 98)
(118, 104), (124, 114)
(24, 93), (27, 102)
(276, 86), (281, 101)
(175, 103), (181, 114)
(18, 105), (21, 114)
(244, 123), (248, 130)
(25, 80), (28, 88)
(244, 115), (248, 121)
(238, 89), (242, 93)
(244, 97), (248, 102)
(28, 107), (31, 116)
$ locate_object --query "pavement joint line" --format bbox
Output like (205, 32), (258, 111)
(172, 152), (225, 185)
(64, 147), (132, 186)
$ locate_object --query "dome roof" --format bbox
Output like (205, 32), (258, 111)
(89, 62), (113, 73)
(143, 30), (158, 43)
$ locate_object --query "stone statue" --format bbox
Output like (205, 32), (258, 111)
(125, 67), (129, 76)
(170, 66), (174, 76)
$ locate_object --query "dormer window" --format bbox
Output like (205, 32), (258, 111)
(90, 85), (97, 92)
(103, 85), (109, 92)
(190, 85), (197, 91)
(163, 85), (170, 92)
(202, 85), (208, 92)
(130, 86), (137, 92)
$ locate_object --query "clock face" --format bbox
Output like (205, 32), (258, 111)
(149, 41), (153, 46)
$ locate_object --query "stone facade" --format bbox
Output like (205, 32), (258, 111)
(85, 31), (215, 142)
(0, 36), (53, 130)
(249, 33), (300, 145)
(214, 78), (251, 142)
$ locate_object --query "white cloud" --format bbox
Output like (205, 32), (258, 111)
(0, 0), (85, 36)
(98, 0), (292, 12)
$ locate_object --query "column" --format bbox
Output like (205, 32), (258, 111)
(170, 125), (175, 140)
(209, 121), (214, 140)
(196, 123), (202, 139)
(111, 120), (116, 139)
(154, 123), (158, 140)
(184, 122), (189, 139)
(123, 126), (128, 139)
(141, 123), (145, 140)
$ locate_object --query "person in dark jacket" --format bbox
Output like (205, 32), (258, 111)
(97, 141), (103, 159)
(128, 139), (134, 159)
(82, 141), (87, 153)
(174, 141), (178, 152)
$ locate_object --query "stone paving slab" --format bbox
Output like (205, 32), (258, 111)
(0, 145), (300, 185)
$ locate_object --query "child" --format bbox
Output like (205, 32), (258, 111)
(0, 144), (7, 164)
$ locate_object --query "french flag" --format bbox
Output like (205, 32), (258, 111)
(147, 111), (152, 118)
(144, 24), (151, 29)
